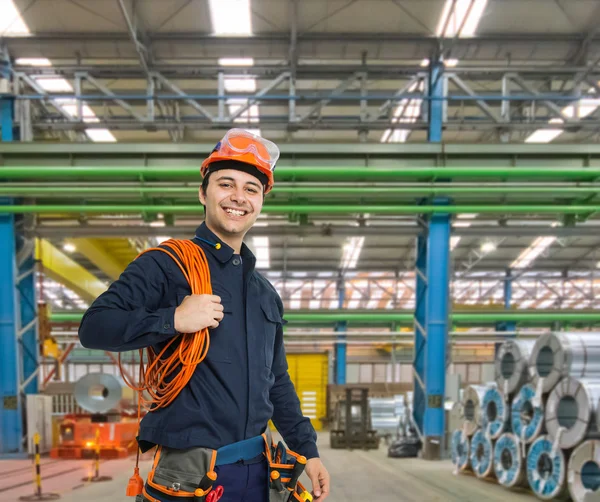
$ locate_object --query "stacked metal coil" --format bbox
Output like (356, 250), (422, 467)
(461, 384), (489, 437)
(450, 333), (600, 501)
(481, 385), (509, 440)
(369, 397), (403, 439)
(470, 429), (495, 479)
(450, 429), (470, 473)
(495, 339), (536, 395)
(512, 383), (546, 445)
(529, 332), (600, 395)
(494, 432), (527, 488)
(567, 439), (600, 502)
(527, 435), (569, 500)
(545, 377), (600, 450)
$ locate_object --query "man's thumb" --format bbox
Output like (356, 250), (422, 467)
(309, 472), (321, 497)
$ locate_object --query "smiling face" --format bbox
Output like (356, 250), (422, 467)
(199, 168), (264, 243)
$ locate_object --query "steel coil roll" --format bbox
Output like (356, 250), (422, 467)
(481, 385), (509, 440)
(74, 372), (122, 413)
(470, 429), (495, 479)
(512, 383), (545, 444)
(527, 435), (569, 501)
(461, 384), (489, 437)
(545, 377), (600, 450)
(568, 439), (600, 502)
(451, 429), (470, 473)
(494, 433), (527, 488)
(495, 339), (536, 395)
(529, 332), (600, 395)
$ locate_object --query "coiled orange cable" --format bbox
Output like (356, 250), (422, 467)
(120, 238), (213, 496)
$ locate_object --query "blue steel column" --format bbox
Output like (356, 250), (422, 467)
(335, 278), (347, 384)
(413, 234), (428, 434)
(412, 59), (449, 459)
(0, 204), (23, 454)
(423, 211), (451, 458)
(0, 54), (14, 142)
(427, 61), (444, 142)
(18, 250), (39, 395)
(496, 269), (516, 346)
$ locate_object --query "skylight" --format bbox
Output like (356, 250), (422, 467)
(380, 81), (423, 143)
(208, 0), (252, 35)
(525, 95), (600, 143)
(510, 236), (556, 269)
(450, 213), (478, 250)
(340, 237), (365, 269)
(0, 0), (29, 36)
(11, 54), (116, 142)
(436, 0), (488, 37)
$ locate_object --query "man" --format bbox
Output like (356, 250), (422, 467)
(78, 129), (330, 502)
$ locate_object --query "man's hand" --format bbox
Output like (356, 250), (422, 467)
(174, 294), (224, 333)
(305, 458), (330, 501)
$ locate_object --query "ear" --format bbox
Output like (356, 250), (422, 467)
(199, 185), (206, 206)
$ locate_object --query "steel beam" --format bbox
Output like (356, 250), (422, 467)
(152, 72), (214, 121)
(298, 73), (361, 122)
(35, 239), (107, 302)
(228, 72), (290, 122)
(68, 238), (128, 281)
(82, 73), (147, 122)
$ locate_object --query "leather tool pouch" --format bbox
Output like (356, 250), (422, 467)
(263, 428), (309, 502)
(142, 445), (218, 501)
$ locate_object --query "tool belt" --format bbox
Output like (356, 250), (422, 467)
(138, 427), (310, 502)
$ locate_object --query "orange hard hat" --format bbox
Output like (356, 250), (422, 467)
(201, 129), (280, 193)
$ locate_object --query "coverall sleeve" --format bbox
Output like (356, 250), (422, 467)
(78, 250), (180, 352)
(269, 303), (320, 459)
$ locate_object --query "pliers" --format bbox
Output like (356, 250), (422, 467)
(205, 485), (224, 502)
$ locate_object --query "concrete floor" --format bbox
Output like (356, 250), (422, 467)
(2, 433), (538, 502)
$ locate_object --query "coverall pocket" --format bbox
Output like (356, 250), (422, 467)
(261, 300), (282, 368)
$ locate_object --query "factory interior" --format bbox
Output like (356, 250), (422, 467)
(4, 0), (600, 501)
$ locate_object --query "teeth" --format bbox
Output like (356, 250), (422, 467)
(225, 208), (245, 216)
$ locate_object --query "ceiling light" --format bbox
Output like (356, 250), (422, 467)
(224, 78), (257, 93)
(62, 243), (76, 253)
(208, 0), (252, 35)
(85, 129), (117, 142)
(15, 58), (51, 66)
(219, 58), (254, 66)
(480, 241), (497, 253)
(525, 128), (563, 144)
(420, 58), (430, 67)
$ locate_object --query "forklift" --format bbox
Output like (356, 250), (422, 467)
(330, 388), (379, 450)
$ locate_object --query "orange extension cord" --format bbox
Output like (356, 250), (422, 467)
(120, 238), (213, 496)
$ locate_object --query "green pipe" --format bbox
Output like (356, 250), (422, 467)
(51, 311), (600, 324)
(1, 186), (599, 196)
(1, 166), (600, 180)
(2, 204), (599, 214)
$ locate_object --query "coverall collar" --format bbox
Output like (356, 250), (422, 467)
(194, 222), (256, 270)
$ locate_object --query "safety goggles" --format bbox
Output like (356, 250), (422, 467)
(213, 128), (280, 172)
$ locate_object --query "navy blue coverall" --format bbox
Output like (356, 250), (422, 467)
(78, 223), (318, 501)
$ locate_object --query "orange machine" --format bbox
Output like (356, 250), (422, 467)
(51, 373), (141, 459)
